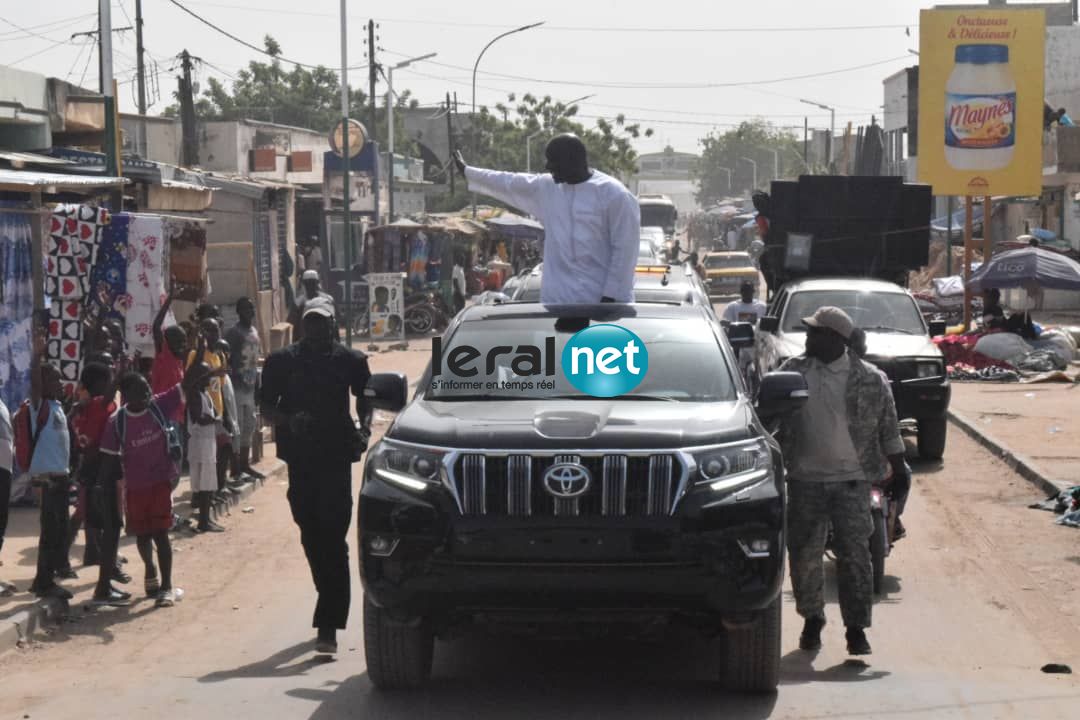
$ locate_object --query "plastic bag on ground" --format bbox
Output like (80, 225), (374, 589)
(973, 333), (1033, 365)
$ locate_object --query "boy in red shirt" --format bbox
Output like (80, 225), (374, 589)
(150, 292), (187, 422)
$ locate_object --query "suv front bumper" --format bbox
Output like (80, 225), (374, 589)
(358, 474), (785, 621)
(893, 377), (951, 421)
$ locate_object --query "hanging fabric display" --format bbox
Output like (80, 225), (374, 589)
(125, 214), (167, 357)
(47, 298), (83, 388)
(425, 233), (444, 284)
(165, 218), (208, 302)
(46, 204), (107, 299)
(408, 232), (428, 290)
(88, 212), (131, 325)
(0, 202), (35, 413)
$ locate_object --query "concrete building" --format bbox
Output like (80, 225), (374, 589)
(630, 148), (701, 215)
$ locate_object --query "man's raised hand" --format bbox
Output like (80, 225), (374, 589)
(453, 150), (467, 176)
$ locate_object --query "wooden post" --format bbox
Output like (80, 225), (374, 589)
(962, 198), (974, 330)
(982, 195), (993, 264)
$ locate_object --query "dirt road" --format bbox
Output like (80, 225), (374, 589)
(1, 343), (1078, 719)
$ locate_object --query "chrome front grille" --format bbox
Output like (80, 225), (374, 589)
(454, 453), (682, 518)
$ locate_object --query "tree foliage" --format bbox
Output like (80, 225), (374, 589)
(695, 119), (808, 208)
(163, 36), (417, 154)
(430, 93), (652, 212)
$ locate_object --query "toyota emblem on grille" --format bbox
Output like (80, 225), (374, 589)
(542, 463), (592, 499)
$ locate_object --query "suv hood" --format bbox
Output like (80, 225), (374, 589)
(388, 398), (758, 450)
(778, 330), (942, 359)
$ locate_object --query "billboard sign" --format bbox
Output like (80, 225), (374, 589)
(917, 8), (1045, 196)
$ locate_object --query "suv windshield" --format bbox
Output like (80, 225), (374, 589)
(781, 290), (926, 334)
(427, 316), (735, 402)
(705, 254), (751, 269)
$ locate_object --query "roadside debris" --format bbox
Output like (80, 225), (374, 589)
(1041, 663), (1072, 674)
(1029, 486), (1080, 527)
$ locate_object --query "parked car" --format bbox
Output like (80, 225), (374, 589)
(703, 251), (759, 298)
(751, 277), (951, 459)
(358, 301), (809, 692)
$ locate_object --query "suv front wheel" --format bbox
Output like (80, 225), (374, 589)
(363, 596), (434, 690)
(720, 598), (781, 693)
(917, 416), (947, 461)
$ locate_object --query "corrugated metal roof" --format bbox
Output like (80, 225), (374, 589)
(0, 168), (128, 192)
(0, 151), (75, 167)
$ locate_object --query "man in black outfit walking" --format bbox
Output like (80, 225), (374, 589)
(259, 298), (371, 655)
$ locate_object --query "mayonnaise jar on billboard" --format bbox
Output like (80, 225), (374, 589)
(945, 45), (1016, 171)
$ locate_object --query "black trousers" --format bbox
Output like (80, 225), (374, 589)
(31, 477), (70, 593)
(287, 461), (353, 630)
(0, 469), (11, 555)
(93, 476), (123, 597)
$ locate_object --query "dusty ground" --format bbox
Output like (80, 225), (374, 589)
(950, 381), (1080, 485)
(0, 332), (1078, 718)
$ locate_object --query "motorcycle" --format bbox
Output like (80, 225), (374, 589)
(404, 290), (450, 335)
(826, 475), (899, 595)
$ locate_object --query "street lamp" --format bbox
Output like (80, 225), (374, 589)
(800, 98), (836, 166)
(472, 20), (545, 217)
(525, 93), (596, 173)
(387, 52), (437, 221)
(717, 166), (732, 193)
(739, 157), (757, 192)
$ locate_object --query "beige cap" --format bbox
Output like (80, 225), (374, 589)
(802, 306), (854, 340)
(302, 297), (334, 319)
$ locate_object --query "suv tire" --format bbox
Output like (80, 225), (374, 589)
(364, 596), (434, 690)
(917, 416), (947, 460)
(720, 598), (781, 693)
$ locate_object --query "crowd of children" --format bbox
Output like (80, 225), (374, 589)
(0, 295), (262, 608)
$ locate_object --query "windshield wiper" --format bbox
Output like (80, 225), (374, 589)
(861, 325), (917, 335)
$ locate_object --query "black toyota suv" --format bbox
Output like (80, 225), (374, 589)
(358, 302), (807, 693)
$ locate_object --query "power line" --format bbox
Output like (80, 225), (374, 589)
(166, 0), (368, 71)
(0, 12), (98, 39)
(0, 15), (76, 47)
(177, 2), (913, 33)
(390, 50), (910, 90)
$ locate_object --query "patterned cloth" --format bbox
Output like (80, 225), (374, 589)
(90, 213), (131, 323)
(125, 214), (167, 357)
(408, 233), (429, 290)
(46, 204), (107, 300)
(47, 298), (83, 389)
(0, 203), (34, 413)
(164, 218), (207, 301)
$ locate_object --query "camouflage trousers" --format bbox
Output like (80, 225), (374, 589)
(786, 480), (873, 629)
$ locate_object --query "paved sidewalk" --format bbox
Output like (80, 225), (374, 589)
(949, 381), (1079, 494)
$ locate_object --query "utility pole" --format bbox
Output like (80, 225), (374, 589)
(99, 0), (122, 209)
(135, 0), (147, 158)
(803, 117), (809, 166)
(179, 50), (198, 167)
(446, 92), (455, 195)
(340, 1), (353, 346)
(367, 19), (378, 222)
(135, 0), (147, 115)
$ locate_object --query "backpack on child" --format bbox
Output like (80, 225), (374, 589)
(13, 400), (52, 474)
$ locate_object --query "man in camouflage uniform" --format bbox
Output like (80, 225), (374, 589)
(777, 307), (909, 656)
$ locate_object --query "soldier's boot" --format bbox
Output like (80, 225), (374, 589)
(799, 615), (826, 651)
(846, 627), (872, 655)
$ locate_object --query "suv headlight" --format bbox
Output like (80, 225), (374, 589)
(693, 439), (772, 494)
(914, 359), (945, 379)
(367, 440), (446, 492)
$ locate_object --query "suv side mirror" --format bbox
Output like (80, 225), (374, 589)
(364, 372), (408, 412)
(756, 371), (808, 422)
(724, 321), (756, 351)
(927, 320), (947, 337)
(758, 316), (779, 333)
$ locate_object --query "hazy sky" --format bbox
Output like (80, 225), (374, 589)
(0, 0), (1029, 155)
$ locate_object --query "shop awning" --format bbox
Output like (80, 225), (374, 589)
(0, 168), (128, 193)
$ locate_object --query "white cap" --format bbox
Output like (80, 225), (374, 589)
(301, 270), (320, 282)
